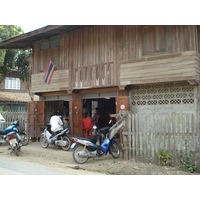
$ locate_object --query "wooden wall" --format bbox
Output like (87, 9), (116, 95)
(120, 51), (200, 86)
(0, 71), (28, 91)
(68, 25), (117, 67)
(31, 25), (199, 93)
(168, 25), (197, 53)
(31, 69), (69, 93)
(32, 26), (118, 72)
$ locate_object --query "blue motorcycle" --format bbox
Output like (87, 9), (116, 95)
(0, 120), (29, 147)
(70, 126), (120, 164)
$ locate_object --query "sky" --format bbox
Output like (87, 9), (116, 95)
(1, 1), (199, 27)
(20, 25), (47, 33)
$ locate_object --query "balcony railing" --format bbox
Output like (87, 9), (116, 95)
(73, 62), (115, 89)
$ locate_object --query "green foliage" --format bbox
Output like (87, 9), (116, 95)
(0, 25), (24, 83)
(179, 142), (196, 174)
(15, 49), (33, 100)
(15, 49), (32, 82)
(0, 25), (23, 42)
(158, 149), (172, 166)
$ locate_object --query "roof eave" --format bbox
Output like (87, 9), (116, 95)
(0, 25), (86, 49)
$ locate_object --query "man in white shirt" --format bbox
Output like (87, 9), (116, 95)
(49, 111), (63, 133)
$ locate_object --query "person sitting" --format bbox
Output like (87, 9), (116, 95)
(63, 118), (70, 129)
(49, 111), (63, 136)
(82, 112), (92, 137)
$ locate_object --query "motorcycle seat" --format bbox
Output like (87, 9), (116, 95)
(0, 129), (6, 135)
(73, 136), (97, 144)
(96, 145), (104, 150)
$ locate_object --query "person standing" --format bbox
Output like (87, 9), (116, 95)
(82, 112), (93, 137)
(92, 107), (102, 128)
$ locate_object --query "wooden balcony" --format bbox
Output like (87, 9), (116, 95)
(72, 62), (116, 89)
(120, 51), (200, 87)
(31, 69), (69, 93)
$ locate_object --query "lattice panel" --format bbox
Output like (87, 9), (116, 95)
(130, 81), (194, 107)
(45, 101), (65, 113)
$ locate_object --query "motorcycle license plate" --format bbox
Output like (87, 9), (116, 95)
(9, 138), (17, 145)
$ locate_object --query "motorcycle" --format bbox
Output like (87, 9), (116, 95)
(7, 130), (22, 156)
(0, 120), (28, 156)
(0, 129), (8, 146)
(0, 120), (29, 146)
(92, 125), (110, 145)
(40, 123), (72, 151)
(70, 126), (120, 164)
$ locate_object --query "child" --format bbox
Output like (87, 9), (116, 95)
(63, 118), (70, 129)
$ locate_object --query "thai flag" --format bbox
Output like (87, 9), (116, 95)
(43, 60), (57, 84)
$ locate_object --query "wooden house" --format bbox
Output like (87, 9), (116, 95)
(1, 25), (200, 170)
(0, 70), (39, 130)
(0, 70), (33, 111)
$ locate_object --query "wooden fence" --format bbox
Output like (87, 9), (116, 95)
(0, 111), (28, 132)
(119, 112), (200, 170)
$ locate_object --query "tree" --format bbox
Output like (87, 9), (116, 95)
(0, 25), (23, 83)
(15, 49), (33, 100)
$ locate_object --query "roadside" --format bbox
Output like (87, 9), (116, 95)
(0, 141), (199, 175)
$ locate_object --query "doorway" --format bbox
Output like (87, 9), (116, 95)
(44, 100), (69, 123)
(83, 97), (116, 127)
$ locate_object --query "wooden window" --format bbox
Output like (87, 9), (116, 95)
(40, 39), (60, 50)
(141, 25), (168, 55)
(51, 39), (60, 47)
(39, 39), (60, 71)
(40, 41), (50, 50)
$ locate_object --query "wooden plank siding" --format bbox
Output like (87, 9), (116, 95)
(31, 69), (69, 93)
(120, 51), (200, 86)
(68, 25), (118, 89)
(168, 25), (197, 53)
(31, 25), (199, 93)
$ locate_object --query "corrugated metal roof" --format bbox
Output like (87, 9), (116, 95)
(0, 91), (39, 102)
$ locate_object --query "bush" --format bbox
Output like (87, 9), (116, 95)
(158, 149), (172, 166)
(179, 143), (196, 173)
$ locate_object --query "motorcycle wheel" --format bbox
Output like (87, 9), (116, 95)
(109, 143), (120, 158)
(40, 135), (49, 148)
(61, 136), (71, 151)
(14, 145), (19, 156)
(20, 133), (29, 146)
(73, 146), (89, 164)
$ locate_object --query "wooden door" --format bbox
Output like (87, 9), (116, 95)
(116, 96), (129, 113)
(35, 101), (45, 138)
(28, 101), (45, 138)
(72, 99), (83, 136)
(28, 101), (35, 138)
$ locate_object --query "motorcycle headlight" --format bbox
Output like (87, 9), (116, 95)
(93, 125), (97, 129)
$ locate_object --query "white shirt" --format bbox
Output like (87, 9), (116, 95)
(49, 115), (63, 132)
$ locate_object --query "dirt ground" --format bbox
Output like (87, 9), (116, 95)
(0, 141), (199, 175)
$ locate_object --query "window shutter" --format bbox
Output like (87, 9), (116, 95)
(142, 25), (154, 55)
(155, 25), (166, 53)
(142, 25), (167, 55)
